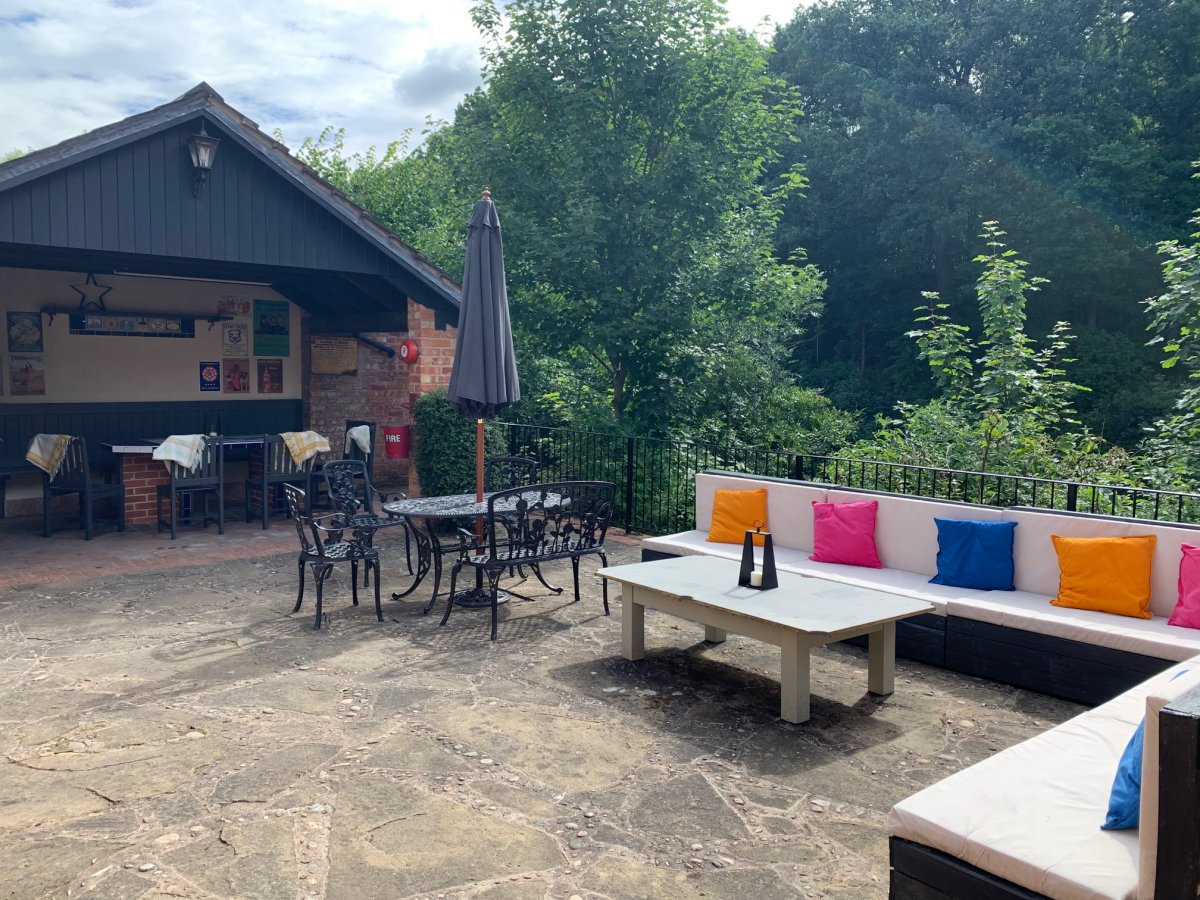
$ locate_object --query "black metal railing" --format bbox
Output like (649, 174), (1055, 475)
(500, 422), (1200, 536)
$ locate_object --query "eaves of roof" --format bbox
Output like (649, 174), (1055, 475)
(0, 82), (461, 312)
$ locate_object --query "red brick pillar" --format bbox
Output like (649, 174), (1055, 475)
(301, 296), (458, 497)
(403, 300), (459, 498)
(119, 455), (169, 525)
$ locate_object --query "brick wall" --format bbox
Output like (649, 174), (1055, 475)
(121, 454), (168, 525)
(304, 296), (457, 496)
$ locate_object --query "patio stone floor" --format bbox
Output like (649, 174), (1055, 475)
(0, 513), (1084, 899)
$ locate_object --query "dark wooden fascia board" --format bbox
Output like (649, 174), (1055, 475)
(307, 313), (408, 334)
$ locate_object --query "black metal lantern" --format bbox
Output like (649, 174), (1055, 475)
(738, 520), (778, 590)
(187, 120), (221, 197)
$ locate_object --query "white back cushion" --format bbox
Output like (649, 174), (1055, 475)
(828, 490), (1004, 576)
(694, 472), (826, 552)
(1003, 508), (1200, 618)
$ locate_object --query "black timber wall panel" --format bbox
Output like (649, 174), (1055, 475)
(0, 120), (407, 278)
(0, 400), (302, 469)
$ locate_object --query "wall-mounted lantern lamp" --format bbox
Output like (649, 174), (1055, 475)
(187, 120), (221, 197)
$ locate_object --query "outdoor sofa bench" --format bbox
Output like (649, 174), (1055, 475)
(888, 662), (1200, 899)
(641, 470), (1200, 706)
(640, 469), (1200, 898)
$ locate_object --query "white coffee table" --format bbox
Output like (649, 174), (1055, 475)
(598, 555), (933, 723)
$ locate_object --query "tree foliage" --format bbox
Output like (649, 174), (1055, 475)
(291, 126), (471, 276)
(1138, 168), (1200, 486)
(848, 223), (1124, 480)
(462, 0), (830, 443)
(771, 0), (1198, 446)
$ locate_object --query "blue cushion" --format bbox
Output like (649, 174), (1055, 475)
(1100, 668), (1189, 831)
(1102, 718), (1144, 830)
(928, 519), (1017, 591)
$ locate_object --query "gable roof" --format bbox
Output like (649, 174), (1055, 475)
(0, 82), (461, 316)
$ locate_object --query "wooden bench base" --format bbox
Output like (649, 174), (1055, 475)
(890, 838), (1044, 899)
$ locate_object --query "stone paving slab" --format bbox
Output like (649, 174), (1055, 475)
(0, 520), (1083, 899)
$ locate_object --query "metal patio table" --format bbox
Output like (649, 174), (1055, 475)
(383, 491), (560, 614)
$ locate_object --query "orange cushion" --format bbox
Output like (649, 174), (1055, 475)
(1050, 535), (1156, 619)
(706, 488), (768, 546)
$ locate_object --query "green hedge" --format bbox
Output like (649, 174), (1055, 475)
(411, 389), (506, 497)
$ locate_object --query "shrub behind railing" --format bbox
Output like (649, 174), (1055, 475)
(499, 422), (1200, 534)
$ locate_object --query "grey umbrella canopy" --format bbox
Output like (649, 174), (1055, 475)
(449, 190), (521, 510)
(447, 189), (520, 421)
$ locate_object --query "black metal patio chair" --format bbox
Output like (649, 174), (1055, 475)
(442, 481), (615, 640)
(285, 484), (382, 630)
(323, 458), (413, 576)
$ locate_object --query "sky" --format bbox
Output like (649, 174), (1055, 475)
(0, 1), (808, 159)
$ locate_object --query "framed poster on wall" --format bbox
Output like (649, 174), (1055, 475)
(256, 359), (283, 394)
(222, 322), (248, 356)
(223, 358), (250, 393)
(199, 360), (221, 392)
(253, 300), (290, 357)
(10, 354), (45, 395)
(7, 312), (43, 352)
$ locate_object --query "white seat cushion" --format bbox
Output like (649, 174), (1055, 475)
(888, 659), (1200, 899)
(946, 591), (1200, 661)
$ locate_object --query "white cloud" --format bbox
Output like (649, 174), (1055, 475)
(0, 0), (809, 158)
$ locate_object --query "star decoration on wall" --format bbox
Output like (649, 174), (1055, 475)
(71, 272), (113, 311)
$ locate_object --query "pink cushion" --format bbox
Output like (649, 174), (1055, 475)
(810, 501), (882, 568)
(1169, 544), (1200, 629)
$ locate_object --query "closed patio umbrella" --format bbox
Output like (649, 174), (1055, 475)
(446, 190), (520, 610)
(448, 188), (521, 503)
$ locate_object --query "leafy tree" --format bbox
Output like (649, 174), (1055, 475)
(771, 0), (1199, 445)
(463, 0), (827, 438)
(1138, 169), (1200, 487)
(290, 126), (471, 275)
(847, 222), (1124, 480)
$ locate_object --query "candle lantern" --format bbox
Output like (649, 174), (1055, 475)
(738, 520), (779, 590)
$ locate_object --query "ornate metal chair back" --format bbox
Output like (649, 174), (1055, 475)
(283, 484), (317, 555)
(485, 456), (539, 492)
(323, 459), (371, 518)
(486, 481), (615, 561)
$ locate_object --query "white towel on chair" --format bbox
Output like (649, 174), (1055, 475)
(345, 425), (372, 456)
(153, 434), (205, 473)
(281, 431), (330, 465)
(25, 433), (71, 478)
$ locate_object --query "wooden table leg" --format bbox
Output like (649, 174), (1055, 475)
(621, 587), (645, 661)
(868, 621), (896, 696)
(703, 625), (727, 643)
(780, 631), (811, 724)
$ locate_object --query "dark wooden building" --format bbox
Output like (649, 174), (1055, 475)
(0, 83), (462, 515)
